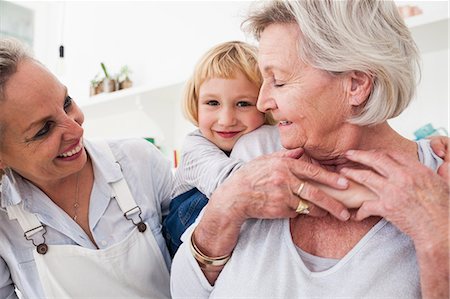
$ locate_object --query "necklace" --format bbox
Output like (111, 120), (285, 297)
(73, 173), (80, 223)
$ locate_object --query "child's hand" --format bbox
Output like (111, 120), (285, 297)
(429, 136), (449, 183)
(429, 135), (448, 160)
(313, 180), (378, 209)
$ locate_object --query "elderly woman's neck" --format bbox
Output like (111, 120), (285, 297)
(304, 122), (417, 172)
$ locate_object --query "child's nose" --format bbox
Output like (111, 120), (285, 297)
(218, 108), (237, 126)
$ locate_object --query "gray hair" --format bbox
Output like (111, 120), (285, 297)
(0, 38), (33, 151)
(0, 38), (33, 102)
(243, 0), (421, 126)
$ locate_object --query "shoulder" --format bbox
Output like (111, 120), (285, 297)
(87, 138), (169, 171)
(235, 125), (280, 148)
(181, 130), (218, 154)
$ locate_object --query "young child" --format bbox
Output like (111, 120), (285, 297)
(162, 41), (279, 256)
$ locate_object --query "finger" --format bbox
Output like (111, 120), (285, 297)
(299, 182), (350, 221)
(340, 167), (386, 195)
(305, 203), (328, 218)
(273, 148), (304, 159)
(437, 162), (450, 186)
(384, 151), (416, 168)
(354, 200), (384, 221)
(429, 136), (448, 159)
(345, 150), (401, 178)
(290, 160), (349, 190)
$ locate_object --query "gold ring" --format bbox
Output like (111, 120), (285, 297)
(296, 181), (305, 197)
(296, 199), (310, 214)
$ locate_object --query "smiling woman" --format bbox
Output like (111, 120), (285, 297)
(0, 38), (174, 298)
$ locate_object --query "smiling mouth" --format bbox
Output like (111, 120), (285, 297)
(58, 139), (83, 158)
(216, 131), (241, 138)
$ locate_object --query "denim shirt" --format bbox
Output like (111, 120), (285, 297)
(0, 138), (173, 299)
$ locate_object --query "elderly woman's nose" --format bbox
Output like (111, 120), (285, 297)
(217, 108), (237, 126)
(257, 93), (275, 113)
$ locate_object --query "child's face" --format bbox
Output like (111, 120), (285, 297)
(198, 70), (265, 152)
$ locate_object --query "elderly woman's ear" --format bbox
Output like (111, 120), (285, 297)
(347, 71), (372, 106)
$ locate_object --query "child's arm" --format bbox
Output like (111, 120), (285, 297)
(230, 125), (282, 162)
(174, 130), (244, 198)
(174, 126), (282, 198)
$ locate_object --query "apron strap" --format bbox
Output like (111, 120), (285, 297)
(7, 204), (49, 254)
(95, 141), (147, 233)
(7, 203), (43, 238)
(8, 140), (147, 253)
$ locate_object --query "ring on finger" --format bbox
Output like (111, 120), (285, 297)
(296, 199), (310, 214)
(296, 181), (306, 197)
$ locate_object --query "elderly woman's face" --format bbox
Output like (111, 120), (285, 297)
(257, 23), (352, 152)
(0, 60), (86, 186)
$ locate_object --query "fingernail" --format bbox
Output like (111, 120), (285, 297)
(346, 150), (355, 156)
(337, 177), (348, 187)
(438, 150), (445, 157)
(340, 210), (350, 221)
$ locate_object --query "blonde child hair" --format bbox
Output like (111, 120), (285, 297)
(183, 41), (275, 126)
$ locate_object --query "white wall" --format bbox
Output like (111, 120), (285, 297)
(9, 1), (450, 152)
(15, 1), (254, 98)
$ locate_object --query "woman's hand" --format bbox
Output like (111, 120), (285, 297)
(192, 149), (350, 284)
(341, 150), (448, 237)
(340, 149), (449, 299)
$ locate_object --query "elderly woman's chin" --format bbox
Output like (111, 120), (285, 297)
(278, 131), (307, 150)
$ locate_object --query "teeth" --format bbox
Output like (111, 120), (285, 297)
(279, 121), (292, 125)
(59, 140), (83, 158)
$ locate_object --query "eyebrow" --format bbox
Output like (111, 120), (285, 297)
(199, 93), (258, 100)
(23, 87), (68, 134)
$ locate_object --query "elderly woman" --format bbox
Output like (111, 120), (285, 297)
(0, 39), (172, 298)
(171, 1), (449, 298)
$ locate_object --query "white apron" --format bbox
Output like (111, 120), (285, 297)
(6, 143), (170, 298)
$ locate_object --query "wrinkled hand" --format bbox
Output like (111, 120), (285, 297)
(212, 150), (351, 223)
(192, 150), (350, 280)
(341, 149), (449, 244)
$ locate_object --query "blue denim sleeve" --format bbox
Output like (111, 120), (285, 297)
(162, 188), (208, 257)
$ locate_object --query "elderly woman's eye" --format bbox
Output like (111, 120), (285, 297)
(34, 121), (52, 139)
(64, 96), (73, 112)
(274, 82), (285, 88)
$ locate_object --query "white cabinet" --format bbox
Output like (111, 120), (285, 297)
(79, 82), (195, 159)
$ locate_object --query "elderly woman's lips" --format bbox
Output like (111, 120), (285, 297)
(216, 131), (240, 138)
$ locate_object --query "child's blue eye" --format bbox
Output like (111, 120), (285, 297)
(236, 101), (252, 107)
(206, 100), (220, 106)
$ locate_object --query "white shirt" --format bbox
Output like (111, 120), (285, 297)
(170, 139), (442, 298)
(172, 125), (281, 198)
(0, 138), (173, 299)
